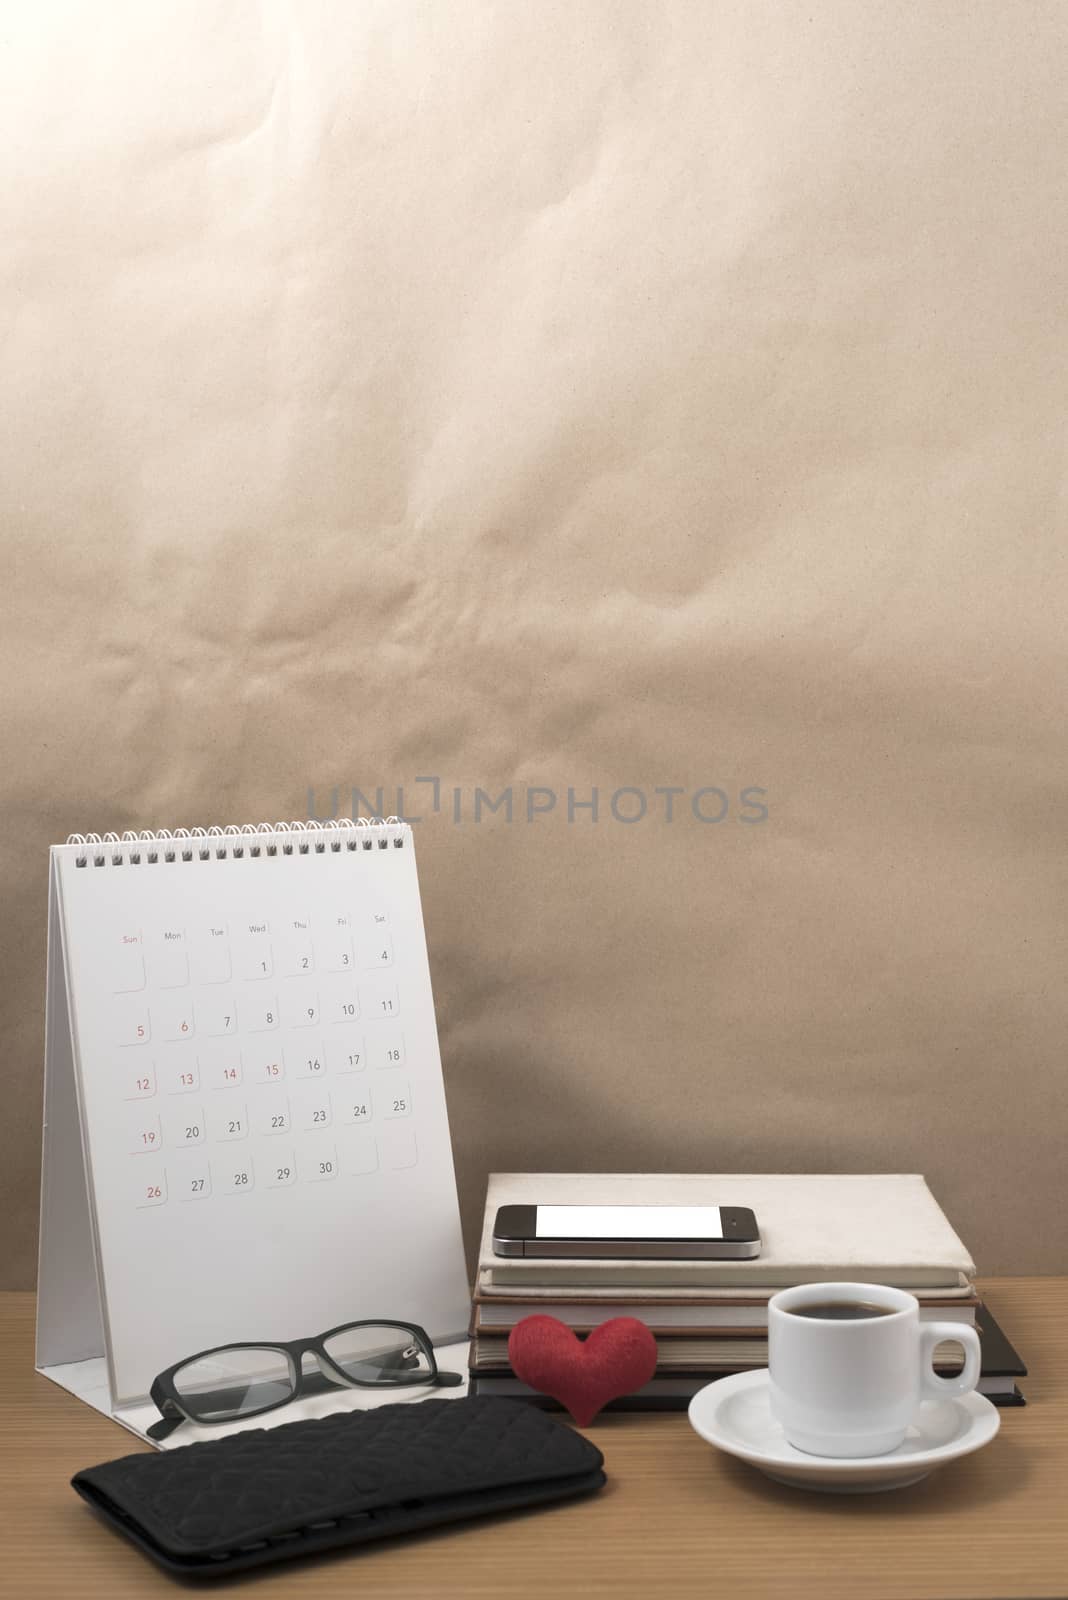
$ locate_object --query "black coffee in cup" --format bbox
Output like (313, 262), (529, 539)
(788, 1300), (896, 1321)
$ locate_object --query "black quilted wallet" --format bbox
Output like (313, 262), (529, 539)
(71, 1396), (606, 1580)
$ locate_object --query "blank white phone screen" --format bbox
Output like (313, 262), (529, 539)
(535, 1205), (724, 1240)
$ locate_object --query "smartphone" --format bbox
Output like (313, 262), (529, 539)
(492, 1203), (761, 1259)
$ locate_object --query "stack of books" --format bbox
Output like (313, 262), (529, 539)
(468, 1174), (1027, 1409)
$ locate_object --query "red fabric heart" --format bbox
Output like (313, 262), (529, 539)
(507, 1315), (658, 1425)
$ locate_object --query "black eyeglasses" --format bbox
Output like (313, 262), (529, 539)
(147, 1319), (463, 1441)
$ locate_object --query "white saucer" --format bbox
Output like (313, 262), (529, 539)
(688, 1370), (1000, 1494)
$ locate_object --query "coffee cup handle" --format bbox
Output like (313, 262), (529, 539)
(919, 1321), (982, 1401)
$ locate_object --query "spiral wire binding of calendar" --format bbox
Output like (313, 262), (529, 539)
(66, 819), (408, 868)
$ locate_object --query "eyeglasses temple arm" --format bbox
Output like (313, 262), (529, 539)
(431, 1370), (464, 1387)
(146, 1412), (187, 1442)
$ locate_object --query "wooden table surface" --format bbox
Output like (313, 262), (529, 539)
(3, 1280), (1065, 1600)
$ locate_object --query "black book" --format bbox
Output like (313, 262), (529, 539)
(970, 1302), (1027, 1405)
(472, 1300), (1029, 1410)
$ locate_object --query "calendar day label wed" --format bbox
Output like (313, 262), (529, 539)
(236, 922), (273, 981)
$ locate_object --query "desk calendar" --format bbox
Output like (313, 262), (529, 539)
(37, 819), (469, 1420)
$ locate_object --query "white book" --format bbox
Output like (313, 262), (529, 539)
(478, 1173), (976, 1292)
(473, 1297), (978, 1331)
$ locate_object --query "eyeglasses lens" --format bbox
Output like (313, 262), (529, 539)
(322, 1323), (433, 1384)
(172, 1347), (295, 1421)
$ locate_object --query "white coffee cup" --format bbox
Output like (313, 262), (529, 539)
(768, 1281), (982, 1458)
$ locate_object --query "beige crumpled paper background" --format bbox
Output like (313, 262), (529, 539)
(3, 2), (1066, 1285)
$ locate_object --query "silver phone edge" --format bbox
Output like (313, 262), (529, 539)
(490, 1235), (762, 1260)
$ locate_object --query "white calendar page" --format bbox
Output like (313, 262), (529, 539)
(39, 822), (469, 1407)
